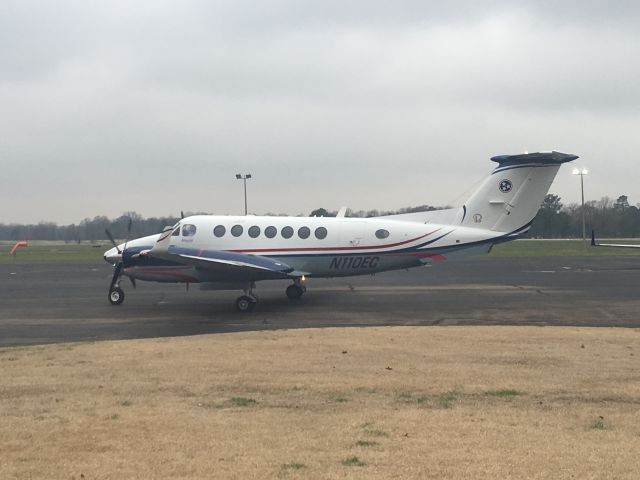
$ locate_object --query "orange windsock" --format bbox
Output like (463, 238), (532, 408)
(10, 241), (28, 256)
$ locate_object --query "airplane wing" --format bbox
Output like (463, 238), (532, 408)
(591, 231), (640, 249)
(173, 246), (293, 272)
(144, 227), (296, 280)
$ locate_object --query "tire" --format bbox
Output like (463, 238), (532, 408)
(109, 287), (125, 306)
(286, 284), (304, 300)
(236, 295), (256, 312)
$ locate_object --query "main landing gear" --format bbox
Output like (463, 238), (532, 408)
(235, 282), (258, 312)
(285, 283), (305, 300)
(234, 278), (307, 312)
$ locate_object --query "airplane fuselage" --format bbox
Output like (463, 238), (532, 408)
(115, 215), (501, 284)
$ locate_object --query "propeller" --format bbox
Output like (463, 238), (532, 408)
(105, 217), (136, 292)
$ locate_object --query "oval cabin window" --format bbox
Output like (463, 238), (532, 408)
(281, 226), (294, 239)
(231, 225), (243, 237)
(315, 227), (327, 239)
(248, 226), (261, 238)
(375, 229), (390, 239)
(298, 226), (310, 239)
(213, 225), (226, 237)
(265, 226), (277, 238)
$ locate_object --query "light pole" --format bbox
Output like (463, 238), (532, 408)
(235, 173), (252, 215)
(572, 168), (589, 244)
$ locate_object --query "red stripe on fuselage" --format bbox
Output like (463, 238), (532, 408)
(227, 229), (441, 254)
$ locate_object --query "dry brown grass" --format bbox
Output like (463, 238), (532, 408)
(1, 326), (639, 479)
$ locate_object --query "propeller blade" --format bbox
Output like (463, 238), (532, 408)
(123, 217), (133, 252)
(181, 210), (185, 219)
(129, 276), (137, 289)
(109, 263), (123, 291)
(105, 229), (121, 253)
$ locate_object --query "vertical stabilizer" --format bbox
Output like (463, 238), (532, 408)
(460, 151), (577, 234)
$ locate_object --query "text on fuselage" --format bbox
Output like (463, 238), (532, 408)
(329, 256), (380, 269)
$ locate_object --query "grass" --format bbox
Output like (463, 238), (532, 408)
(230, 397), (257, 407)
(342, 456), (366, 467)
(487, 389), (521, 398)
(0, 241), (107, 263)
(355, 440), (379, 447)
(437, 391), (458, 409)
(490, 239), (640, 257)
(2, 327), (639, 479)
(363, 428), (388, 437)
(3, 238), (640, 264)
(397, 391), (414, 402)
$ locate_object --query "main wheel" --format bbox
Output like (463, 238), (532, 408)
(286, 284), (304, 300)
(236, 295), (256, 312)
(109, 287), (125, 306)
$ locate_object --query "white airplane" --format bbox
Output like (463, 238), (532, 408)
(591, 231), (640, 249)
(104, 151), (577, 311)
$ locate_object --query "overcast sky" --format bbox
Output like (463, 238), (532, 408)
(1, 0), (639, 224)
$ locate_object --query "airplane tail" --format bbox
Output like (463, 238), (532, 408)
(459, 151), (577, 234)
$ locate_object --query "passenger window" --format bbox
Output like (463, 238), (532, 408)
(281, 226), (293, 239)
(213, 225), (226, 238)
(315, 227), (327, 239)
(248, 226), (261, 238)
(231, 225), (243, 237)
(182, 224), (197, 237)
(375, 229), (390, 239)
(265, 226), (277, 238)
(298, 226), (310, 239)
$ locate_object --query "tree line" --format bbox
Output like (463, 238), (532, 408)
(0, 196), (638, 241)
(528, 194), (640, 238)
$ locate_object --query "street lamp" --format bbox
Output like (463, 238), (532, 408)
(235, 173), (252, 215)
(572, 168), (589, 244)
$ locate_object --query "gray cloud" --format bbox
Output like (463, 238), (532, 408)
(1, 1), (639, 223)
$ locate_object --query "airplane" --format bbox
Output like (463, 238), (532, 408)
(591, 230), (640, 249)
(104, 151), (577, 312)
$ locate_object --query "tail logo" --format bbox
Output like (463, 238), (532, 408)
(499, 180), (513, 193)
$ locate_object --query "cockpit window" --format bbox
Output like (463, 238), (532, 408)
(182, 224), (197, 237)
(172, 227), (180, 236)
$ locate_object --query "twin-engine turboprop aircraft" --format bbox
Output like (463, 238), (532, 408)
(104, 151), (577, 311)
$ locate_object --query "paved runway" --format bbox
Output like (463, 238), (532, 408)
(1, 256), (639, 346)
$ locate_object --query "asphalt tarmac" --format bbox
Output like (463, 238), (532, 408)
(1, 256), (639, 346)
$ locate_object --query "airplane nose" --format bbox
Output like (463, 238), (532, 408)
(104, 248), (122, 264)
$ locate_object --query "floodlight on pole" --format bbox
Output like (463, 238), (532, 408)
(572, 168), (589, 244)
(235, 173), (252, 215)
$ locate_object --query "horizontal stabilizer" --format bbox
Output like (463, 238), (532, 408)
(491, 151), (578, 167)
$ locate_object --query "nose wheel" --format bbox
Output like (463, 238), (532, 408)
(109, 286), (125, 305)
